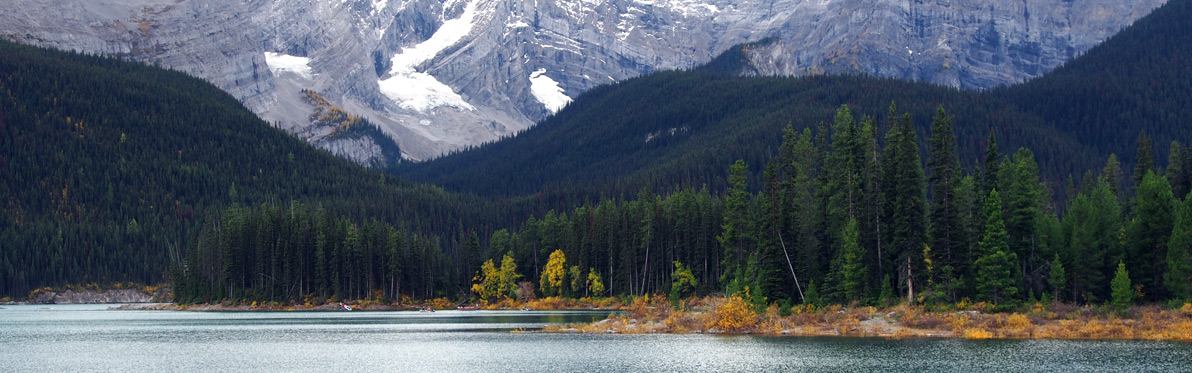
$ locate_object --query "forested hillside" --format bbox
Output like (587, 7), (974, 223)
(0, 40), (518, 298)
(5, 0), (1192, 308)
(397, 0), (1192, 201)
(189, 104), (1192, 308)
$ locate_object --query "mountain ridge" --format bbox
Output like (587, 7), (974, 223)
(0, 0), (1166, 164)
(398, 0), (1192, 200)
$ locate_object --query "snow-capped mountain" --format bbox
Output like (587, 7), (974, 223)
(0, 0), (1166, 164)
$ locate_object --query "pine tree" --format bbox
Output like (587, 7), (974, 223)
(1111, 261), (1133, 313)
(975, 189), (1018, 305)
(1165, 194), (1192, 301)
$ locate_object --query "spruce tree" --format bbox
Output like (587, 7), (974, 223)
(1102, 154), (1124, 201)
(982, 130), (1002, 196)
(1134, 131), (1155, 187)
(826, 105), (862, 301)
(839, 218), (866, 302)
(1002, 148), (1044, 295)
(827, 104), (863, 223)
(1111, 261), (1133, 313)
(718, 160), (751, 289)
(927, 105), (962, 292)
(954, 174), (981, 299)
(1126, 171), (1174, 301)
(757, 162), (789, 301)
(787, 128), (823, 292)
(1049, 254), (1067, 302)
(881, 105), (927, 299)
(975, 189), (1018, 305)
(879, 274), (896, 306)
(1168, 141), (1188, 200)
(1165, 193), (1192, 301)
(859, 115), (885, 290)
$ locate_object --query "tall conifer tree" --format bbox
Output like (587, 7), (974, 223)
(975, 189), (1018, 305)
(718, 160), (751, 290)
(1127, 171), (1174, 301)
(1166, 193), (1192, 301)
(1134, 131), (1155, 187)
(927, 106), (962, 290)
(881, 104), (927, 299)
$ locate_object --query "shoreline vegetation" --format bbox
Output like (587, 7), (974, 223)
(543, 295), (1192, 342)
(99, 291), (1192, 342)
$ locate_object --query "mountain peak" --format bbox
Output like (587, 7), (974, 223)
(0, 0), (1167, 163)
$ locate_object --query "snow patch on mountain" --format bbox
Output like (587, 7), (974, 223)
(263, 52), (313, 80)
(378, 0), (489, 112)
(632, 0), (718, 17)
(378, 72), (475, 112)
(371, 0), (389, 15)
(529, 68), (571, 113)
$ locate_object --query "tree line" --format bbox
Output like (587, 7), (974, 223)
(180, 104), (1192, 307)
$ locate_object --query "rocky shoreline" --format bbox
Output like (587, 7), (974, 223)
(19, 286), (171, 305)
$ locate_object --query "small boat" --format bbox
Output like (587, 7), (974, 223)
(521, 307), (532, 311)
(339, 302), (352, 311)
(456, 305), (479, 311)
(420, 306), (435, 312)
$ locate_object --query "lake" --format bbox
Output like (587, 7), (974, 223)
(1, 304), (1189, 372)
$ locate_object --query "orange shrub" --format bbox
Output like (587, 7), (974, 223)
(707, 295), (758, 332)
(1004, 313), (1033, 338)
(427, 297), (454, 310)
(964, 328), (992, 339)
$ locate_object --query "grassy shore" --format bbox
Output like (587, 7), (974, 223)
(115, 293), (1192, 342)
(543, 295), (1192, 342)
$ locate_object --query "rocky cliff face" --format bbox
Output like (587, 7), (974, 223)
(0, 0), (1166, 163)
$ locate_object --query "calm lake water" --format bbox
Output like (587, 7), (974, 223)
(1, 304), (1190, 372)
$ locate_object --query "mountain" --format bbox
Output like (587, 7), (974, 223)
(0, 0), (1165, 164)
(0, 40), (503, 298)
(397, 0), (1192, 199)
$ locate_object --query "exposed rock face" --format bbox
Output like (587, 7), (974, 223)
(0, 0), (1166, 162)
(29, 288), (168, 304)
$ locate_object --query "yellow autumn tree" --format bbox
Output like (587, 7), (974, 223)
(587, 269), (605, 296)
(472, 254), (522, 302)
(496, 255), (521, 299)
(541, 249), (567, 297)
(471, 259), (499, 302)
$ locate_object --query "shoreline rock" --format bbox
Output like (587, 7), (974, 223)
(30, 288), (170, 304)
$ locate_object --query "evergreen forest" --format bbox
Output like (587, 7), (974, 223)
(3, 0), (1192, 310)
